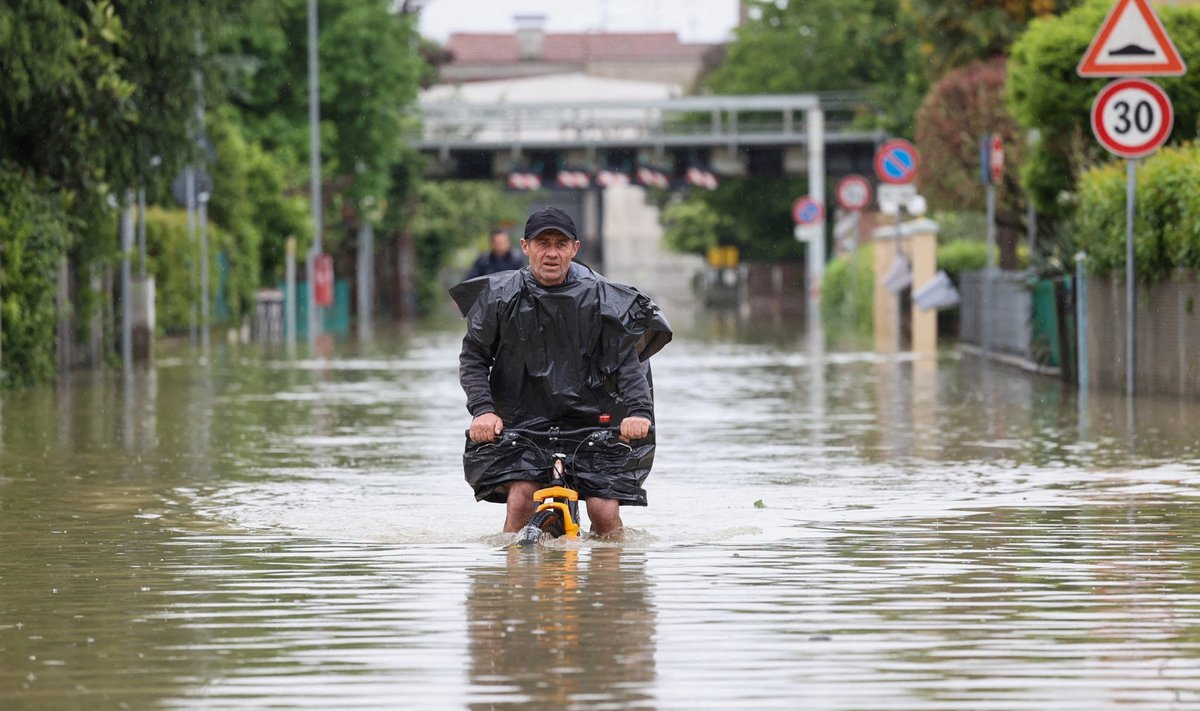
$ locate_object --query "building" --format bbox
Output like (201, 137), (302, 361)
(441, 14), (719, 89)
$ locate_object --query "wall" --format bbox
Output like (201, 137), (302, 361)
(1086, 271), (1200, 398)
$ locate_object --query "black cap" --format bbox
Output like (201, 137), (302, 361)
(523, 206), (578, 241)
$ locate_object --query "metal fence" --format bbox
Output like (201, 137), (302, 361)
(958, 270), (1033, 360)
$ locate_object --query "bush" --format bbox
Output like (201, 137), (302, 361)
(144, 207), (236, 333)
(0, 165), (74, 387)
(661, 199), (735, 256)
(821, 245), (874, 332)
(937, 240), (989, 275)
(1075, 143), (1200, 280)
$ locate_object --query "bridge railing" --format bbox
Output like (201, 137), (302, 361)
(409, 92), (874, 152)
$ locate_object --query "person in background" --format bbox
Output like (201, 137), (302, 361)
(465, 228), (525, 280)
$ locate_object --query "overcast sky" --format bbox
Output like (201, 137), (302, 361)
(417, 0), (740, 43)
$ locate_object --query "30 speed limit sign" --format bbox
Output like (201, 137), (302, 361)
(835, 174), (872, 212)
(1090, 78), (1174, 158)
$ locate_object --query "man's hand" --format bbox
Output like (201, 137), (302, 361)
(619, 416), (652, 443)
(470, 412), (505, 443)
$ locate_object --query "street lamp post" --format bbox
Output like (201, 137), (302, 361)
(307, 0), (323, 343)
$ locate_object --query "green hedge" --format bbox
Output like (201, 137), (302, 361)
(1075, 143), (1200, 280)
(821, 244), (874, 331)
(144, 207), (239, 334)
(0, 165), (74, 388)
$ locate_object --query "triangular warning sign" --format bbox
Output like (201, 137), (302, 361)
(1077, 0), (1187, 77)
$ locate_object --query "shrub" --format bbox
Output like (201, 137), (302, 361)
(821, 244), (874, 331)
(1075, 143), (1200, 280)
(0, 165), (74, 387)
(144, 207), (236, 333)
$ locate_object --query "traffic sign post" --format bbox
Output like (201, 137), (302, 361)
(835, 174), (871, 212)
(874, 139), (919, 185)
(1090, 78), (1174, 396)
(1077, 0), (1186, 77)
(980, 134), (1005, 271)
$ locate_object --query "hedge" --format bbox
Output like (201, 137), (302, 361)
(821, 244), (874, 331)
(1075, 143), (1200, 280)
(0, 165), (74, 388)
(144, 207), (239, 334)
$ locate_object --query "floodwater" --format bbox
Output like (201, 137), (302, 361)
(2, 315), (1199, 710)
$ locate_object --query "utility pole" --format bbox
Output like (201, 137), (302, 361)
(307, 0), (323, 343)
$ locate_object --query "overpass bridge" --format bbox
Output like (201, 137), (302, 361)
(411, 92), (883, 182)
(409, 91), (886, 315)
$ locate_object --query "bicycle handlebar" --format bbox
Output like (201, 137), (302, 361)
(463, 423), (654, 440)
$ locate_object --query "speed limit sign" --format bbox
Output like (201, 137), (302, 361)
(1090, 78), (1174, 158)
(835, 174), (872, 212)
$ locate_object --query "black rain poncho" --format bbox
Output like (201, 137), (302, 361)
(451, 264), (672, 505)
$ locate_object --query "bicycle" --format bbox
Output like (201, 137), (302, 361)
(470, 424), (649, 546)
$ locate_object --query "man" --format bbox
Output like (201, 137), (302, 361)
(465, 228), (525, 280)
(451, 206), (671, 538)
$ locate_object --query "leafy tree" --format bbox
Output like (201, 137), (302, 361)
(702, 0), (925, 134)
(661, 200), (735, 256)
(1007, 1), (1200, 225)
(908, 0), (1083, 80)
(914, 58), (1026, 267)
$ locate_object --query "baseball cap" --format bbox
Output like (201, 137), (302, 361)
(523, 206), (578, 241)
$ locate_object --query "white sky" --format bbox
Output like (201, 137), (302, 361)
(417, 0), (740, 43)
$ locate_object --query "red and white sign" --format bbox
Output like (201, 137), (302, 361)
(313, 253), (334, 308)
(636, 166), (670, 189)
(988, 135), (1005, 184)
(835, 174), (871, 211)
(556, 170), (591, 189)
(792, 196), (824, 226)
(1078, 0), (1187, 77)
(686, 167), (719, 190)
(874, 139), (919, 185)
(595, 170), (630, 187)
(507, 171), (542, 191)
(1090, 78), (1174, 158)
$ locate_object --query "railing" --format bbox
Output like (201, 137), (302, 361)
(409, 92), (877, 153)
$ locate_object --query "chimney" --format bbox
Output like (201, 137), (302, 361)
(515, 13), (546, 61)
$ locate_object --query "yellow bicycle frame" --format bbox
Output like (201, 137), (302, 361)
(532, 485), (580, 539)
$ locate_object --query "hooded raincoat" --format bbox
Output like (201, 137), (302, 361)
(451, 263), (672, 505)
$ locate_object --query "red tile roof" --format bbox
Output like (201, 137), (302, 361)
(445, 31), (715, 64)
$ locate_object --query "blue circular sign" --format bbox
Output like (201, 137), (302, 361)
(792, 196), (824, 225)
(874, 139), (919, 185)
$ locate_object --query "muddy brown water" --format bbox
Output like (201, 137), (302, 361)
(2, 318), (1199, 709)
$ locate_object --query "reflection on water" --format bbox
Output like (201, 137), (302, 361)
(467, 546), (655, 709)
(1, 315), (1199, 709)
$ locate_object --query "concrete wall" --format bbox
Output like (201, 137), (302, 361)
(1086, 272), (1200, 398)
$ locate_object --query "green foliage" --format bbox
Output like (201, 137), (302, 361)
(661, 200), (735, 256)
(684, 178), (809, 262)
(410, 181), (528, 311)
(702, 0), (924, 134)
(1075, 144), (1200, 281)
(937, 240), (989, 275)
(143, 207), (236, 333)
(821, 245), (874, 332)
(1007, 1), (1200, 223)
(218, 0), (423, 203)
(0, 165), (74, 387)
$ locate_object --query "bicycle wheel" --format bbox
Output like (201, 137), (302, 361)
(515, 508), (566, 546)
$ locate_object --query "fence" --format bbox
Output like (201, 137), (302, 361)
(1085, 271), (1200, 398)
(958, 270), (1033, 361)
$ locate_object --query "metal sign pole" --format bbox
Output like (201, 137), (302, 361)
(307, 0), (323, 344)
(984, 181), (996, 354)
(1125, 158), (1136, 396)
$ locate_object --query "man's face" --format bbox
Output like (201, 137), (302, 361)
(490, 232), (510, 256)
(521, 230), (580, 286)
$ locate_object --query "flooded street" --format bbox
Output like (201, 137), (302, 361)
(3, 317), (1200, 710)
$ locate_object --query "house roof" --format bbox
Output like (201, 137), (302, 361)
(445, 31), (716, 65)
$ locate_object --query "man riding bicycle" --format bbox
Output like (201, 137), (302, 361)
(451, 206), (672, 538)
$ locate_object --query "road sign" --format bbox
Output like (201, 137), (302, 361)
(794, 224), (823, 243)
(1078, 0), (1186, 77)
(792, 196), (824, 225)
(313, 253), (334, 308)
(877, 183), (918, 215)
(1090, 78), (1174, 158)
(835, 174), (872, 211)
(874, 139), (919, 185)
(988, 135), (1004, 185)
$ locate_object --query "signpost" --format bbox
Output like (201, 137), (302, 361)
(792, 195), (824, 243)
(874, 140), (920, 351)
(1078, 0), (1185, 398)
(835, 174), (871, 212)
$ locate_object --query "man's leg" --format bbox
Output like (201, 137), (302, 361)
(585, 497), (624, 538)
(503, 480), (540, 532)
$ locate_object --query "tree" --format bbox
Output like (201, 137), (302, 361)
(1007, 1), (1200, 225)
(702, 0), (925, 134)
(914, 58), (1026, 267)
